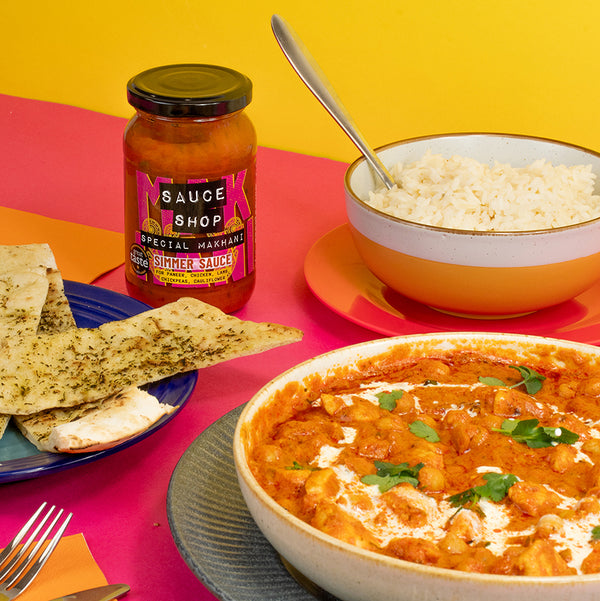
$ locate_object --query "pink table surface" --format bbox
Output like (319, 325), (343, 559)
(0, 93), (377, 600)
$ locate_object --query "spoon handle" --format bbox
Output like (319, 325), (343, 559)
(271, 14), (395, 189)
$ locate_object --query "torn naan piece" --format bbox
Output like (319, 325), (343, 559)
(0, 244), (59, 437)
(0, 244), (61, 337)
(0, 296), (303, 415)
(15, 387), (175, 453)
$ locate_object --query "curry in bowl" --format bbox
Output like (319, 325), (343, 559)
(237, 334), (600, 580)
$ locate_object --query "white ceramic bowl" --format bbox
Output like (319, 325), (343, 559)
(344, 133), (600, 317)
(234, 332), (600, 601)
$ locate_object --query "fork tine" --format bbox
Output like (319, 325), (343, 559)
(0, 502), (47, 567)
(4, 509), (72, 595)
(0, 504), (72, 600)
(0, 503), (57, 582)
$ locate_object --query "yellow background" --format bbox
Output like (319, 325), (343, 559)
(2, 0), (599, 162)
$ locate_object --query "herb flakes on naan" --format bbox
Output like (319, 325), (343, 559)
(16, 267), (176, 453)
(0, 296), (303, 415)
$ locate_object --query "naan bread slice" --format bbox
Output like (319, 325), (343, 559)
(0, 246), (58, 438)
(0, 244), (60, 337)
(38, 269), (77, 334)
(15, 387), (175, 453)
(0, 269), (51, 436)
(0, 296), (302, 415)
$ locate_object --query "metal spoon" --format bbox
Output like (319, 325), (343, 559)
(271, 14), (395, 189)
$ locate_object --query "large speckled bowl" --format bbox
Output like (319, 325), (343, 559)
(344, 133), (600, 317)
(233, 332), (600, 601)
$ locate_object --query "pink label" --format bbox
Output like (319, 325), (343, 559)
(129, 169), (254, 288)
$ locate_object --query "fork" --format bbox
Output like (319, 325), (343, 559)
(0, 502), (73, 599)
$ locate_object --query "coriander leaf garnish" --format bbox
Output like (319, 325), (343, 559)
(478, 365), (546, 394)
(448, 472), (517, 511)
(592, 526), (600, 540)
(423, 379), (439, 386)
(494, 418), (579, 448)
(376, 389), (403, 411)
(478, 472), (518, 502)
(361, 461), (423, 493)
(409, 420), (440, 443)
(510, 366), (546, 394)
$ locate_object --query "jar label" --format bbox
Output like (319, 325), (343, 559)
(130, 169), (254, 288)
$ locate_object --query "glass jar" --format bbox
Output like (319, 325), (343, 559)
(124, 64), (257, 312)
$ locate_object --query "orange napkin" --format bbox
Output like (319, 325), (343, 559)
(0, 206), (124, 283)
(8, 533), (110, 601)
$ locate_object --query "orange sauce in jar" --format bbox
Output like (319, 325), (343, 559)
(124, 64), (256, 312)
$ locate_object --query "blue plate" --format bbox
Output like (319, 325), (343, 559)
(0, 281), (198, 484)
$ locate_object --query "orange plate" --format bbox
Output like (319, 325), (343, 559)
(304, 224), (600, 343)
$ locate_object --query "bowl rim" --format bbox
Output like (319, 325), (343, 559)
(344, 132), (600, 236)
(234, 331), (600, 586)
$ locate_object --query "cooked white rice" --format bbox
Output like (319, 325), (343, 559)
(366, 151), (600, 231)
